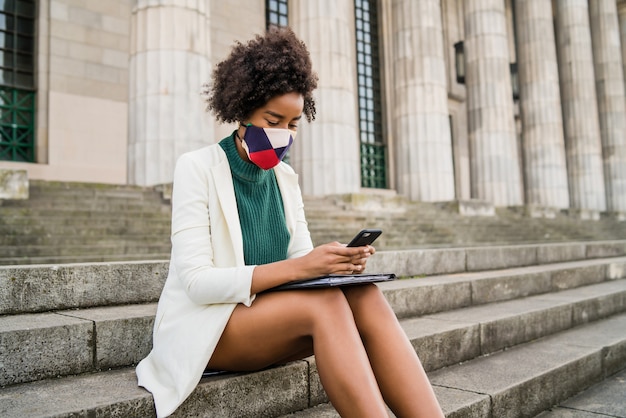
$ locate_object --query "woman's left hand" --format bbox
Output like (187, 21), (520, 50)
(348, 244), (375, 274)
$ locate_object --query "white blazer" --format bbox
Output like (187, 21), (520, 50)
(136, 143), (314, 417)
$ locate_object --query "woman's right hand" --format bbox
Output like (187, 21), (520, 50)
(251, 242), (374, 294)
(298, 242), (373, 277)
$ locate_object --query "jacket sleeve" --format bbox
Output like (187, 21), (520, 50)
(169, 151), (255, 307)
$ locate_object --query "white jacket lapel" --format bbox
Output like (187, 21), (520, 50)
(210, 159), (245, 265)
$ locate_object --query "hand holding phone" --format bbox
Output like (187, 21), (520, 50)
(346, 229), (382, 247)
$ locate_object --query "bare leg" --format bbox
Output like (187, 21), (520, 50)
(207, 288), (389, 418)
(342, 284), (444, 418)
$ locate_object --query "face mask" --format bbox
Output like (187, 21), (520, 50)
(239, 124), (297, 170)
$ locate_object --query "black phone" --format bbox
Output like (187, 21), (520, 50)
(346, 229), (382, 247)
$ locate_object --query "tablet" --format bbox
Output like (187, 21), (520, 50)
(266, 273), (396, 292)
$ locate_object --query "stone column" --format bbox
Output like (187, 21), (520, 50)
(464, 0), (523, 206)
(514, 0), (569, 209)
(554, 0), (606, 211)
(391, 0), (455, 202)
(619, 1), (626, 90)
(128, 0), (213, 186)
(589, 0), (626, 213)
(290, 1), (361, 196)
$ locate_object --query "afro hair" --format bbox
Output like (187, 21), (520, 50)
(203, 26), (318, 123)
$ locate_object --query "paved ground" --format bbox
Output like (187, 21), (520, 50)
(536, 368), (626, 417)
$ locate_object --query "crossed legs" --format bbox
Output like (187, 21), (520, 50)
(207, 285), (443, 418)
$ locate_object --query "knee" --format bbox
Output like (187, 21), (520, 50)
(343, 284), (396, 327)
(302, 287), (353, 325)
(343, 283), (387, 308)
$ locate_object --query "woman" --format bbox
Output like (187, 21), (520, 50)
(136, 27), (444, 418)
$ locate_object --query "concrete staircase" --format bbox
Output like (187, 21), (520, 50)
(0, 181), (172, 265)
(1, 241), (625, 417)
(2, 180), (626, 266)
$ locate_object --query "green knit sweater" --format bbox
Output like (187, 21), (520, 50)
(219, 134), (290, 265)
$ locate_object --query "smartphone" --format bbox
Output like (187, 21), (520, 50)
(346, 229), (382, 247)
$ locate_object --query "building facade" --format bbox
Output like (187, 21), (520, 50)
(1, 0), (625, 216)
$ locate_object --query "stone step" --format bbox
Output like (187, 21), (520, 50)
(0, 253), (171, 267)
(2, 242), (625, 315)
(0, 261), (169, 315)
(1, 261), (624, 387)
(0, 208), (171, 219)
(25, 180), (166, 199)
(0, 242), (171, 259)
(281, 313), (626, 418)
(535, 367), (626, 417)
(1, 311), (624, 418)
(0, 230), (171, 246)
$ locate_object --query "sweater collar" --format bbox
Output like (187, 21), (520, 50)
(220, 132), (272, 183)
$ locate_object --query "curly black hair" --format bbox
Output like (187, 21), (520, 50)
(203, 26), (318, 123)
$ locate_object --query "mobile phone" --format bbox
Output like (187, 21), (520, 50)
(346, 229), (382, 247)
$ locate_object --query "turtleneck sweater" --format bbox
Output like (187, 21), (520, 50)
(219, 133), (290, 265)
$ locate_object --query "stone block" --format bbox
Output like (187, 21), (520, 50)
(434, 386), (491, 418)
(430, 342), (603, 418)
(439, 199), (496, 216)
(50, 1), (69, 21)
(338, 191), (405, 213)
(379, 276), (471, 319)
(0, 368), (156, 418)
(404, 317), (481, 372)
(586, 241), (626, 258)
(0, 313), (93, 386)
(566, 209), (601, 221)
(0, 261), (168, 315)
(606, 211), (626, 221)
(479, 304), (572, 354)
(537, 243), (586, 264)
(539, 280), (626, 326)
(491, 351), (603, 418)
(368, 248), (466, 277)
(61, 304), (157, 369)
(154, 183), (173, 201)
(173, 362), (309, 418)
(549, 314), (626, 378)
(607, 260), (626, 279)
(466, 245), (537, 271)
(471, 270), (552, 304)
(525, 205), (560, 219)
(550, 265), (607, 290)
(569, 289), (626, 325)
(0, 169), (28, 200)
(102, 15), (130, 35)
(304, 357), (328, 407)
(556, 368), (626, 416)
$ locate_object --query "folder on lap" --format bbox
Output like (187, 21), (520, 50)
(266, 273), (396, 292)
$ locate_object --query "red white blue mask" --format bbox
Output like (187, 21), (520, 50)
(239, 124), (296, 170)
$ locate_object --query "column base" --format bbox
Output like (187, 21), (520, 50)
(439, 200), (495, 217)
(602, 211), (626, 222)
(338, 190), (406, 213)
(564, 208), (601, 221)
(154, 183), (173, 202)
(523, 205), (560, 219)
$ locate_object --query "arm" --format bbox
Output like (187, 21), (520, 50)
(250, 242), (374, 294)
(170, 151), (255, 306)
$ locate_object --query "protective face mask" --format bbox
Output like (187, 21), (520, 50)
(239, 124), (296, 170)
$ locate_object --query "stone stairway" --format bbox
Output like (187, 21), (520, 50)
(2, 180), (626, 266)
(0, 181), (172, 265)
(1, 240), (625, 417)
